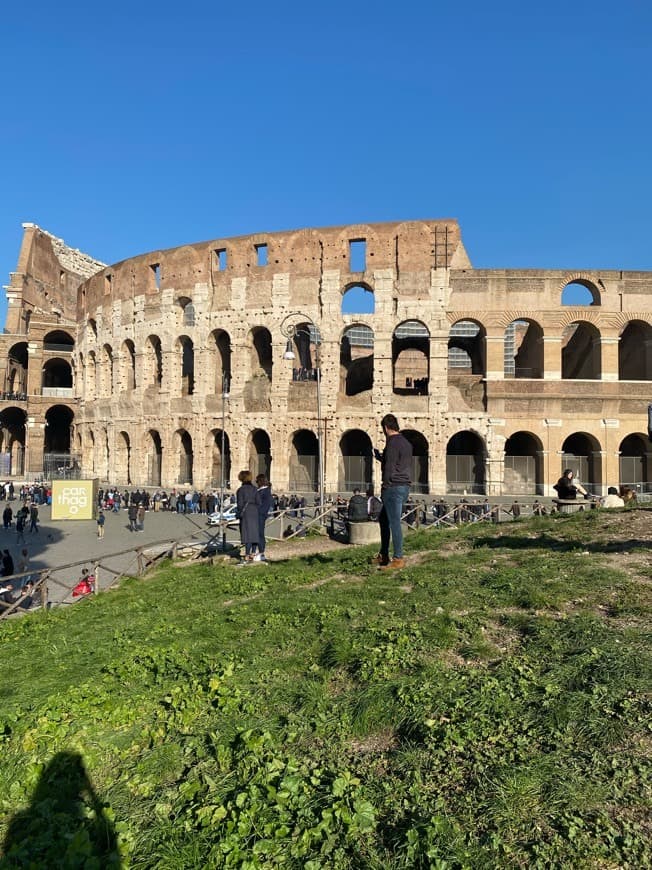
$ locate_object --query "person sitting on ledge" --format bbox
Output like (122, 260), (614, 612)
(601, 486), (625, 508)
(553, 469), (588, 500)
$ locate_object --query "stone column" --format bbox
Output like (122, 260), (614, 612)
(601, 419), (620, 494)
(26, 342), (41, 397)
(543, 418), (562, 496)
(485, 333), (505, 380)
(599, 336), (619, 382)
(543, 336), (562, 380)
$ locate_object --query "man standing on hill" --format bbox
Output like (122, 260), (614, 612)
(373, 413), (412, 570)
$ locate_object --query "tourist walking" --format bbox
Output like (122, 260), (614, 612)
(29, 503), (39, 533)
(97, 510), (105, 538)
(373, 413), (412, 570)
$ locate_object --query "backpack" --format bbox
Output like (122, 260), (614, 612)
(368, 496), (382, 520)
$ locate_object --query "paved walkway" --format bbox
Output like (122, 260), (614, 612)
(2, 505), (238, 606)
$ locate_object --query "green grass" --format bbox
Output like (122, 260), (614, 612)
(1, 513), (650, 868)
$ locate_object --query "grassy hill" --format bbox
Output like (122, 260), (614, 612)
(0, 510), (650, 868)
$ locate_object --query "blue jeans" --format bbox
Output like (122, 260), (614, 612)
(379, 485), (410, 559)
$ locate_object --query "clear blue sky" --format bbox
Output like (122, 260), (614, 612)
(2, 0), (651, 324)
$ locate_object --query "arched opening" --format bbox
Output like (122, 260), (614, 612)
(340, 324), (374, 396)
(562, 322), (601, 379)
(619, 320), (652, 381)
(102, 344), (114, 396)
(251, 326), (273, 380)
(504, 431), (543, 494)
(448, 320), (486, 375)
(176, 429), (193, 484)
(619, 433), (651, 493)
(178, 336), (194, 396)
(144, 335), (163, 388)
(447, 431), (486, 494)
(87, 350), (97, 400)
(504, 320), (543, 379)
(6, 342), (28, 398)
(249, 429), (271, 481)
(116, 431), (132, 484)
(44, 405), (77, 478)
(289, 429), (318, 492)
(121, 340), (136, 391)
(42, 358), (73, 391)
(339, 429), (373, 491)
(392, 321), (430, 395)
(177, 296), (195, 327)
(146, 429), (162, 486)
(0, 407), (26, 476)
(561, 280), (600, 306)
(211, 329), (232, 394)
(210, 429), (232, 489)
(43, 330), (74, 351)
(402, 429), (429, 493)
(341, 283), (375, 315)
(87, 318), (97, 339)
(87, 430), (96, 475)
(287, 323), (320, 382)
(561, 433), (602, 494)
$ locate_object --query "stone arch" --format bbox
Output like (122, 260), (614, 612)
(561, 432), (602, 493)
(619, 320), (652, 381)
(340, 324), (374, 396)
(289, 429), (318, 492)
(101, 344), (114, 397)
(250, 326), (273, 380)
(42, 358), (73, 389)
(0, 407), (26, 476)
(562, 321), (601, 379)
(44, 405), (75, 478)
(210, 329), (232, 394)
(392, 320), (430, 395)
(209, 428), (232, 489)
(249, 428), (271, 481)
(87, 350), (97, 400)
(560, 277), (600, 306)
(177, 296), (195, 328)
(286, 322), (320, 381)
(504, 319), (543, 379)
(175, 428), (193, 484)
(341, 282), (375, 315)
(145, 429), (162, 486)
(115, 430), (132, 484)
(448, 319), (486, 375)
(177, 335), (195, 396)
(504, 431), (544, 494)
(6, 342), (28, 396)
(143, 335), (163, 388)
(87, 318), (97, 340)
(446, 430), (486, 494)
(339, 429), (373, 491)
(44, 329), (74, 350)
(619, 433), (651, 491)
(121, 339), (136, 391)
(402, 429), (429, 493)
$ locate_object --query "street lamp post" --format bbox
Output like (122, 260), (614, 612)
(219, 372), (230, 551)
(280, 313), (324, 516)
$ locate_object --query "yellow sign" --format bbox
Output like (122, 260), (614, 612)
(51, 480), (97, 520)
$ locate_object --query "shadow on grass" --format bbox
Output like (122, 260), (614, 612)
(472, 532), (652, 555)
(2, 751), (121, 867)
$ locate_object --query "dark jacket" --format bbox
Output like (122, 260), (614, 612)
(381, 433), (413, 489)
(257, 486), (273, 518)
(554, 477), (577, 499)
(348, 494), (368, 521)
(236, 482), (261, 545)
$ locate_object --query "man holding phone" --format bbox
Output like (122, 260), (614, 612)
(373, 414), (412, 570)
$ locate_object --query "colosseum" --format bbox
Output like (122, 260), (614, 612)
(1, 219), (651, 498)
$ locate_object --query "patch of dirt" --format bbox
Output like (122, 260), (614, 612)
(350, 730), (397, 754)
(266, 535), (349, 562)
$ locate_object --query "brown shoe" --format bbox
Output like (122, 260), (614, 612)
(378, 557), (406, 571)
(370, 553), (389, 566)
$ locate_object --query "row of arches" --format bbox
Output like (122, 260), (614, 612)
(78, 424), (652, 495)
(75, 316), (652, 404)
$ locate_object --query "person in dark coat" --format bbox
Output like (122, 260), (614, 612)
(554, 469), (587, 500)
(255, 474), (273, 562)
(236, 470), (261, 563)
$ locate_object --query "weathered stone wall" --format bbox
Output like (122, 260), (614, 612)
(4, 219), (652, 496)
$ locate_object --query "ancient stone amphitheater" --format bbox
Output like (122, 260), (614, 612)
(1, 220), (651, 497)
